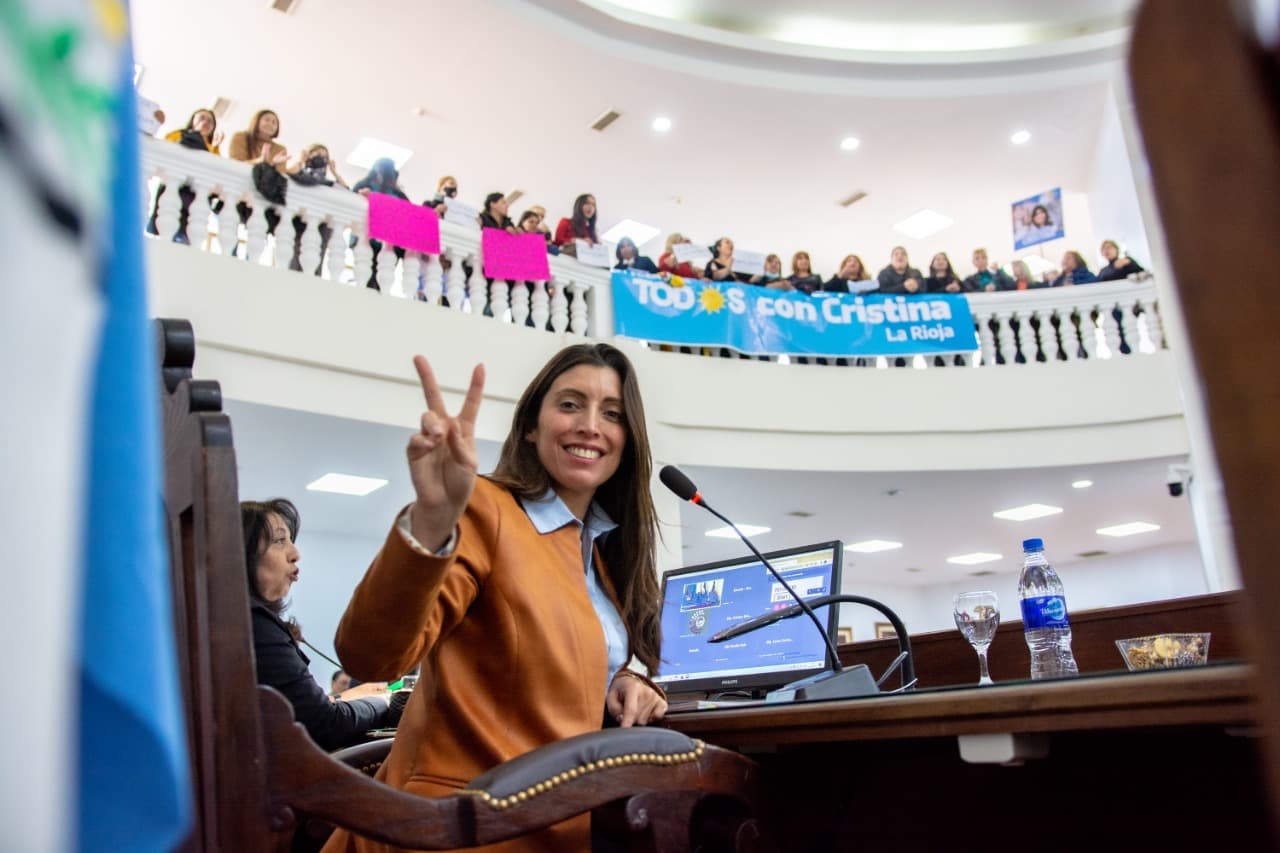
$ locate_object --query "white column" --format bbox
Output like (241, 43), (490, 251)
(244, 203), (270, 266)
(530, 281), (550, 331)
(215, 191), (239, 256)
(569, 281), (589, 335)
(445, 251), (465, 310)
(154, 176), (183, 241)
(549, 277), (569, 334)
(490, 279), (511, 323)
(467, 255), (488, 316)
(297, 211), (322, 275)
(373, 242), (394, 293)
(351, 231), (373, 287)
(422, 253), (443, 304)
(510, 281), (530, 327)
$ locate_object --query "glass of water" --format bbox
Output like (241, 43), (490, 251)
(953, 591), (1000, 686)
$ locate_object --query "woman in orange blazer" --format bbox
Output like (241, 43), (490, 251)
(324, 343), (667, 853)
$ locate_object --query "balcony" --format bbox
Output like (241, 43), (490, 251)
(142, 136), (1188, 475)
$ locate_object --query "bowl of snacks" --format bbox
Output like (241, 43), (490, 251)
(1115, 633), (1210, 671)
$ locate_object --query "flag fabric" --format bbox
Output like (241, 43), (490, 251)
(0, 2), (191, 850)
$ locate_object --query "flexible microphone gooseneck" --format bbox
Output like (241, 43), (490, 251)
(659, 465), (844, 675)
(711, 594), (916, 690)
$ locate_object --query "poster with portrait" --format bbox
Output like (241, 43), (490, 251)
(1011, 188), (1065, 250)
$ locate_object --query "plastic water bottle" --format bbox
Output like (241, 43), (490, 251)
(1018, 538), (1079, 680)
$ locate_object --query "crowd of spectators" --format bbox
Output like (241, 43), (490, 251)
(148, 101), (1150, 300)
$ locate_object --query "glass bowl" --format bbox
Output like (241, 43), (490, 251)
(1115, 633), (1210, 671)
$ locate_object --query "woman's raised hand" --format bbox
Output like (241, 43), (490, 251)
(407, 355), (485, 550)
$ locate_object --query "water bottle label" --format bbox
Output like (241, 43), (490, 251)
(1021, 595), (1069, 629)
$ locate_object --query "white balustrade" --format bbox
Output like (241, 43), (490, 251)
(141, 137), (1169, 369)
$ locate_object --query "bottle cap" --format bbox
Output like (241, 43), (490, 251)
(1022, 537), (1044, 552)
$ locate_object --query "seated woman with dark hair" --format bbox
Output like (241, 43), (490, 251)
(613, 236), (659, 273)
(1097, 239), (1146, 281)
(478, 192), (517, 233)
(553, 193), (599, 254)
(924, 252), (964, 293)
(241, 498), (401, 752)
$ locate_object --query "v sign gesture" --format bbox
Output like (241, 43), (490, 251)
(407, 356), (486, 550)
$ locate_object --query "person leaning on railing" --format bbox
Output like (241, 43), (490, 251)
(553, 192), (599, 257)
(825, 253), (872, 294)
(325, 344), (668, 853)
(241, 498), (403, 752)
(788, 250), (824, 294)
(147, 107), (225, 244)
(963, 247), (1016, 292)
(284, 143), (347, 274)
(351, 157), (408, 290)
(227, 108), (289, 250)
(1097, 239), (1146, 281)
(924, 251), (965, 294)
(877, 245), (924, 294)
(657, 232), (700, 280)
(1051, 250), (1100, 287)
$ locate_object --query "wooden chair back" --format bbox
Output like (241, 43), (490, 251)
(1129, 0), (1280, 840)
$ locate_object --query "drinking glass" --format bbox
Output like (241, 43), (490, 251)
(953, 591), (1000, 686)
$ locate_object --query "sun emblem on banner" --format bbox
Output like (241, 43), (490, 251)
(697, 286), (726, 314)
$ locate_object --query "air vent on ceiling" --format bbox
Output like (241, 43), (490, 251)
(905, 567), (923, 573)
(968, 570), (997, 576)
(268, 0), (300, 13)
(210, 97), (233, 118)
(590, 109), (622, 132)
(1076, 549), (1109, 558)
(839, 190), (868, 208)
(785, 510), (814, 518)
(506, 189), (525, 206)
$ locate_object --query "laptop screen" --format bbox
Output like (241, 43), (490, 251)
(654, 542), (842, 696)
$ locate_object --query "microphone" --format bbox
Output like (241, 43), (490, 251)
(659, 465), (843, 676)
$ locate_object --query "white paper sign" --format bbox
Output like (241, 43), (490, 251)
(849, 279), (880, 294)
(672, 242), (712, 266)
(443, 199), (480, 229)
(731, 249), (766, 277)
(137, 94), (163, 136)
(575, 239), (612, 268)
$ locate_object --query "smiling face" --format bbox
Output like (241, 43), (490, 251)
(255, 512), (299, 602)
(526, 365), (626, 518)
(192, 110), (215, 137)
(891, 246), (908, 271)
(256, 111), (279, 140)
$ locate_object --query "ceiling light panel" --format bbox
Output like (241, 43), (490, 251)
(892, 208), (953, 240)
(346, 137), (413, 170)
(306, 473), (389, 496)
(993, 503), (1063, 522)
(946, 552), (1004, 566)
(601, 218), (660, 245)
(1096, 522), (1161, 538)
(705, 524), (770, 539)
(845, 539), (903, 553)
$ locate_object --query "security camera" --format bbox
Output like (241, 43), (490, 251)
(1166, 463), (1192, 498)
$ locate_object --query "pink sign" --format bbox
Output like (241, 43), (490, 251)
(481, 228), (551, 281)
(366, 192), (440, 254)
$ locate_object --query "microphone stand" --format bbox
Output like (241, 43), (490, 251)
(711, 594), (915, 694)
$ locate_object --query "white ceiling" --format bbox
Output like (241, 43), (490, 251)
(226, 399), (1196, 588)
(132, 0), (1125, 278)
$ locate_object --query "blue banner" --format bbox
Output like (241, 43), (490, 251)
(611, 271), (978, 357)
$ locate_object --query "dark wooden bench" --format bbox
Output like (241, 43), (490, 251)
(157, 317), (767, 851)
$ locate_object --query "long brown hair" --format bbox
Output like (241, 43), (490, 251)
(488, 343), (662, 673)
(241, 108), (279, 159)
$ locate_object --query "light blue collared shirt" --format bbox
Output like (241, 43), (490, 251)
(519, 490), (628, 693)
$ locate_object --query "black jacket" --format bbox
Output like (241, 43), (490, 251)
(251, 601), (390, 751)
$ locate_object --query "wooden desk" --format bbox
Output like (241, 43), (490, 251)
(667, 665), (1271, 850)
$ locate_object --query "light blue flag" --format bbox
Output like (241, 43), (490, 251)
(76, 29), (192, 853)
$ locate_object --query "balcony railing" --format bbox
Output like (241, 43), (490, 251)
(141, 136), (1166, 367)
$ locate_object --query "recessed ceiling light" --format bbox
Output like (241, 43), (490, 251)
(892, 208), (953, 240)
(651, 116), (673, 133)
(993, 503), (1063, 522)
(1010, 129), (1032, 145)
(705, 524), (771, 539)
(840, 136), (860, 151)
(601, 218), (661, 246)
(305, 473), (388, 497)
(1097, 521), (1161, 538)
(845, 539), (903, 553)
(346, 137), (413, 170)
(947, 552), (1004, 566)
(1071, 479), (1094, 489)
